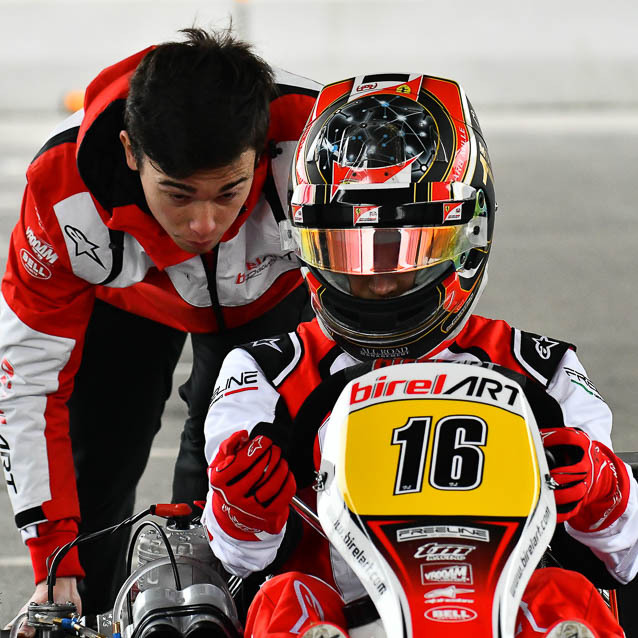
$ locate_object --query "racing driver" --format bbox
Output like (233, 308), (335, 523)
(200, 74), (636, 637)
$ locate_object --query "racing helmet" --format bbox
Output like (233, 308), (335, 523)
(282, 73), (496, 361)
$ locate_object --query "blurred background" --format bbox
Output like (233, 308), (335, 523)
(1, 0), (637, 623)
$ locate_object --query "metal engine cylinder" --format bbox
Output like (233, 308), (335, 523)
(134, 521), (219, 592)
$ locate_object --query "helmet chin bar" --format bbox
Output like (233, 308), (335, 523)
(308, 270), (449, 361)
(307, 262), (488, 362)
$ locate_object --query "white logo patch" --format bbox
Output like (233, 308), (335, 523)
(20, 249), (51, 280)
(251, 338), (283, 353)
(64, 225), (105, 268)
(25, 227), (58, 264)
(414, 542), (475, 561)
(424, 586), (474, 599)
(247, 436), (264, 457)
(532, 336), (559, 360)
(289, 580), (325, 633)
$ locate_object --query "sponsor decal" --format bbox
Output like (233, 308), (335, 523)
(424, 586), (474, 599)
(564, 367), (604, 401)
(247, 436), (264, 457)
(353, 206), (379, 224)
(425, 606), (477, 623)
(424, 586), (475, 604)
(532, 335), (559, 360)
(290, 580), (326, 634)
(443, 202), (463, 222)
(449, 125), (470, 182)
(350, 374), (447, 405)
(397, 525), (489, 543)
(331, 155), (421, 200)
(355, 367), (520, 407)
(360, 345), (410, 359)
(292, 205), (303, 223)
(235, 254), (277, 284)
(210, 371), (259, 406)
(414, 542), (475, 561)
(443, 374), (520, 407)
(348, 77), (422, 103)
(1, 358), (14, 379)
(332, 517), (387, 595)
(0, 430), (17, 494)
(34, 206), (45, 230)
(421, 563), (473, 585)
(478, 142), (494, 185)
(350, 371), (520, 407)
(510, 506), (552, 597)
(20, 249), (51, 280)
(25, 227), (58, 264)
(220, 503), (261, 533)
(251, 338), (283, 353)
(0, 358), (14, 399)
(372, 355), (430, 368)
(64, 225), (105, 268)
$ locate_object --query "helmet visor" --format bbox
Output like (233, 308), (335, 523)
(290, 218), (487, 275)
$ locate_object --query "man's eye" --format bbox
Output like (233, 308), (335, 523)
(168, 193), (189, 202)
(220, 191), (238, 201)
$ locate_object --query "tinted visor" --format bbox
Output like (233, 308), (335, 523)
(290, 219), (487, 275)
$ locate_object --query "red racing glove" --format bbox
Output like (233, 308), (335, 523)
(541, 427), (630, 531)
(208, 430), (296, 540)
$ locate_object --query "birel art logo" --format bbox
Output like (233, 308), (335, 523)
(425, 606), (477, 623)
(235, 255), (277, 284)
(351, 371), (521, 407)
(415, 543), (475, 561)
(421, 563), (473, 585)
(210, 371), (258, 406)
(350, 374), (447, 405)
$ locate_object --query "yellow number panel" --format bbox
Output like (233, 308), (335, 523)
(337, 399), (540, 518)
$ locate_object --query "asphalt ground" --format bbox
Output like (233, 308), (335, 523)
(1, 108), (637, 623)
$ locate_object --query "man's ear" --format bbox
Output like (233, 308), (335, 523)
(119, 130), (139, 171)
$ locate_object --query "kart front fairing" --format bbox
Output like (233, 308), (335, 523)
(317, 362), (557, 638)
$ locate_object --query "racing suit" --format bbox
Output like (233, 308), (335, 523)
(202, 315), (638, 633)
(0, 45), (319, 612)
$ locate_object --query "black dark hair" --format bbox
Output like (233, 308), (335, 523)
(124, 26), (274, 177)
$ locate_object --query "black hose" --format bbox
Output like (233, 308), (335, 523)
(125, 521), (183, 625)
(47, 507), (152, 602)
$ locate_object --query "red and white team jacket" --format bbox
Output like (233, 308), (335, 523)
(0, 46), (320, 581)
(202, 315), (638, 601)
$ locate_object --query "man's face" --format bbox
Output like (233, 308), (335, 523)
(120, 131), (256, 254)
(348, 271), (417, 299)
